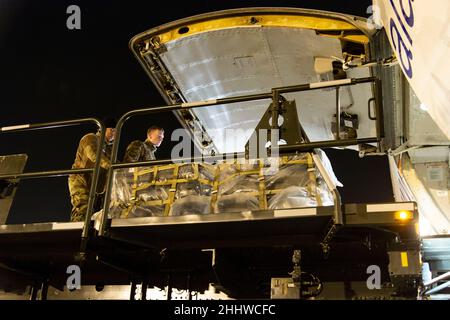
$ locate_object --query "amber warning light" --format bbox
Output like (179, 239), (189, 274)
(395, 210), (414, 221)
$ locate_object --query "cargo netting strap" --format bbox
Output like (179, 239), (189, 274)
(258, 160), (267, 209)
(306, 153), (322, 206)
(165, 164), (179, 216)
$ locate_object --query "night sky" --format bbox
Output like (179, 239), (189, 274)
(0, 0), (392, 223)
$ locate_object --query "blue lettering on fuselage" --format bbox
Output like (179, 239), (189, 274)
(389, 0), (414, 79)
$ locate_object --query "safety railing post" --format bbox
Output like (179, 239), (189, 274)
(374, 78), (385, 152)
(335, 86), (341, 140)
(80, 120), (105, 257)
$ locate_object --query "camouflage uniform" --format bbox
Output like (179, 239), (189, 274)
(123, 139), (157, 163)
(68, 133), (112, 222)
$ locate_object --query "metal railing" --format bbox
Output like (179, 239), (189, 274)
(424, 271), (450, 296)
(0, 77), (384, 247)
(0, 118), (105, 249)
(98, 76), (384, 236)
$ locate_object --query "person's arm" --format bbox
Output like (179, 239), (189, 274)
(82, 134), (110, 169)
(123, 141), (143, 163)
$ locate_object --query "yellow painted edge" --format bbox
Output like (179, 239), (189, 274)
(155, 15), (365, 44)
(400, 252), (409, 268)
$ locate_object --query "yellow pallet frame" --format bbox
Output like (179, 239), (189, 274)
(119, 155), (325, 217)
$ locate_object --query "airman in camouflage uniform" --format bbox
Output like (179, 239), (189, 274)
(123, 126), (164, 163)
(68, 125), (116, 222)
